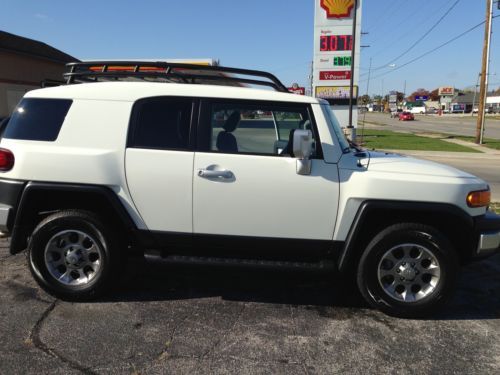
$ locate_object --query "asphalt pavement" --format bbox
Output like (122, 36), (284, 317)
(1, 239), (500, 374)
(361, 112), (500, 139)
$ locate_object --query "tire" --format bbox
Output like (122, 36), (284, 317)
(28, 210), (120, 300)
(357, 223), (458, 318)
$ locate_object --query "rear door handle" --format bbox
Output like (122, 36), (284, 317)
(197, 169), (233, 179)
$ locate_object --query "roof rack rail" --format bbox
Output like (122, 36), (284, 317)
(63, 61), (289, 92)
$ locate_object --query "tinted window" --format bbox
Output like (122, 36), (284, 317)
(129, 98), (192, 150)
(4, 98), (72, 141)
(209, 103), (317, 156)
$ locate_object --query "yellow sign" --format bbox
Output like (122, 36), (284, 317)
(315, 86), (358, 100)
(320, 0), (355, 18)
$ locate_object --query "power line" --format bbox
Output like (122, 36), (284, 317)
(367, 0), (456, 59)
(362, 0), (461, 76)
(360, 17), (497, 83)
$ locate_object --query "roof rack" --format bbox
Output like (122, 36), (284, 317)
(63, 61), (289, 92)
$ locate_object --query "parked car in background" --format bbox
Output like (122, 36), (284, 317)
(426, 107), (437, 114)
(399, 112), (414, 121)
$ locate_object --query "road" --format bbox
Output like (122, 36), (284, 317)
(1, 239), (500, 374)
(360, 112), (500, 139)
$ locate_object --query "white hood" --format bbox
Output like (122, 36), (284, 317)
(367, 151), (477, 179)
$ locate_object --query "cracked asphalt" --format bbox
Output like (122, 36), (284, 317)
(1, 238), (500, 374)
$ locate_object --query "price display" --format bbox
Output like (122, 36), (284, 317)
(320, 35), (353, 52)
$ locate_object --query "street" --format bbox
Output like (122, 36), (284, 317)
(361, 112), (500, 139)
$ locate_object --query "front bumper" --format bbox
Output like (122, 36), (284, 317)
(475, 211), (500, 257)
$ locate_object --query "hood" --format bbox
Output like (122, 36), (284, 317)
(367, 151), (477, 178)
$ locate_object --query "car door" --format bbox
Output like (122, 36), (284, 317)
(193, 99), (339, 243)
(125, 97), (195, 233)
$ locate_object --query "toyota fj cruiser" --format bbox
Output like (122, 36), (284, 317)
(0, 62), (499, 317)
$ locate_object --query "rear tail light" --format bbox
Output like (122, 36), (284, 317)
(466, 189), (491, 208)
(0, 148), (14, 171)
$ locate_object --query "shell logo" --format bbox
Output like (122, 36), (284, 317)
(320, 0), (355, 19)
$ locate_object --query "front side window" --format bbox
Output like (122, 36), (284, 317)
(209, 103), (318, 156)
(128, 98), (192, 150)
(4, 98), (72, 141)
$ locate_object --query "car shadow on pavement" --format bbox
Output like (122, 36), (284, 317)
(107, 258), (365, 309)
(97, 255), (500, 321)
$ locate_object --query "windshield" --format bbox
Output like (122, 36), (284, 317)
(320, 104), (350, 153)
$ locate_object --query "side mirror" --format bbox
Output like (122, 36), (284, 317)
(292, 129), (313, 175)
(292, 129), (313, 159)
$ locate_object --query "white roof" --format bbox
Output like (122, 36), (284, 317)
(25, 82), (320, 104)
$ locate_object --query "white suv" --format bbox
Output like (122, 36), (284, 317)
(0, 62), (498, 318)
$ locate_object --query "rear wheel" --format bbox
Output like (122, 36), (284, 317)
(28, 210), (120, 300)
(357, 223), (458, 318)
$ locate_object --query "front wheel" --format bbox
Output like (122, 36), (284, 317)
(28, 210), (120, 300)
(357, 223), (458, 318)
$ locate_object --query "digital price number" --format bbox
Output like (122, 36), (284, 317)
(319, 35), (353, 52)
(333, 56), (351, 67)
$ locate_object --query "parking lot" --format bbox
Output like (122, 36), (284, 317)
(1, 238), (500, 374)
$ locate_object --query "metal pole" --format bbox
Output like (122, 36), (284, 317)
(347, 0), (358, 130)
(476, 0), (493, 144)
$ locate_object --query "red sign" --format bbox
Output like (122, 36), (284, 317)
(319, 71), (351, 80)
(288, 86), (306, 95)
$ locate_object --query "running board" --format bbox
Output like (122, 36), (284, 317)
(144, 252), (335, 271)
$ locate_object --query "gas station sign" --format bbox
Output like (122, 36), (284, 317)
(313, 0), (362, 127)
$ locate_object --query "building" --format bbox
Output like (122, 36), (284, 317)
(0, 31), (78, 119)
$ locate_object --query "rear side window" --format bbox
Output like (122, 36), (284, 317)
(4, 98), (72, 141)
(128, 98), (192, 150)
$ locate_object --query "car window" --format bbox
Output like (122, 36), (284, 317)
(128, 98), (192, 150)
(3, 98), (72, 141)
(209, 103), (317, 156)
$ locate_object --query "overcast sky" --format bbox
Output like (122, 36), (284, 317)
(1, 0), (499, 96)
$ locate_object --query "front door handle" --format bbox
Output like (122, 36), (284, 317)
(197, 169), (233, 179)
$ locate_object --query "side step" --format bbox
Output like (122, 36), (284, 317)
(144, 252), (335, 272)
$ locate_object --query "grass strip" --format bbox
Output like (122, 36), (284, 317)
(357, 129), (480, 152)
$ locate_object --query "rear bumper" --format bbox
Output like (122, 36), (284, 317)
(475, 211), (500, 258)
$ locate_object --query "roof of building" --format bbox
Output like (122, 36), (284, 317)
(452, 92), (478, 104)
(0, 30), (79, 64)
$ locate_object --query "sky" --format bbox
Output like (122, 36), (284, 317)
(1, 0), (499, 97)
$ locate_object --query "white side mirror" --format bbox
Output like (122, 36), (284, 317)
(292, 129), (313, 175)
(292, 129), (313, 159)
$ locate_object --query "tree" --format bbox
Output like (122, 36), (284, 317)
(494, 87), (500, 96)
(430, 89), (440, 101)
(360, 94), (371, 105)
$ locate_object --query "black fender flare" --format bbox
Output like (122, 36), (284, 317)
(10, 182), (137, 254)
(337, 200), (474, 272)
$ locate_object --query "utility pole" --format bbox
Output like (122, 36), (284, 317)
(475, 0), (493, 144)
(309, 60), (314, 96)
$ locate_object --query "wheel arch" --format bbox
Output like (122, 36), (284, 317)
(10, 182), (139, 254)
(337, 200), (475, 273)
